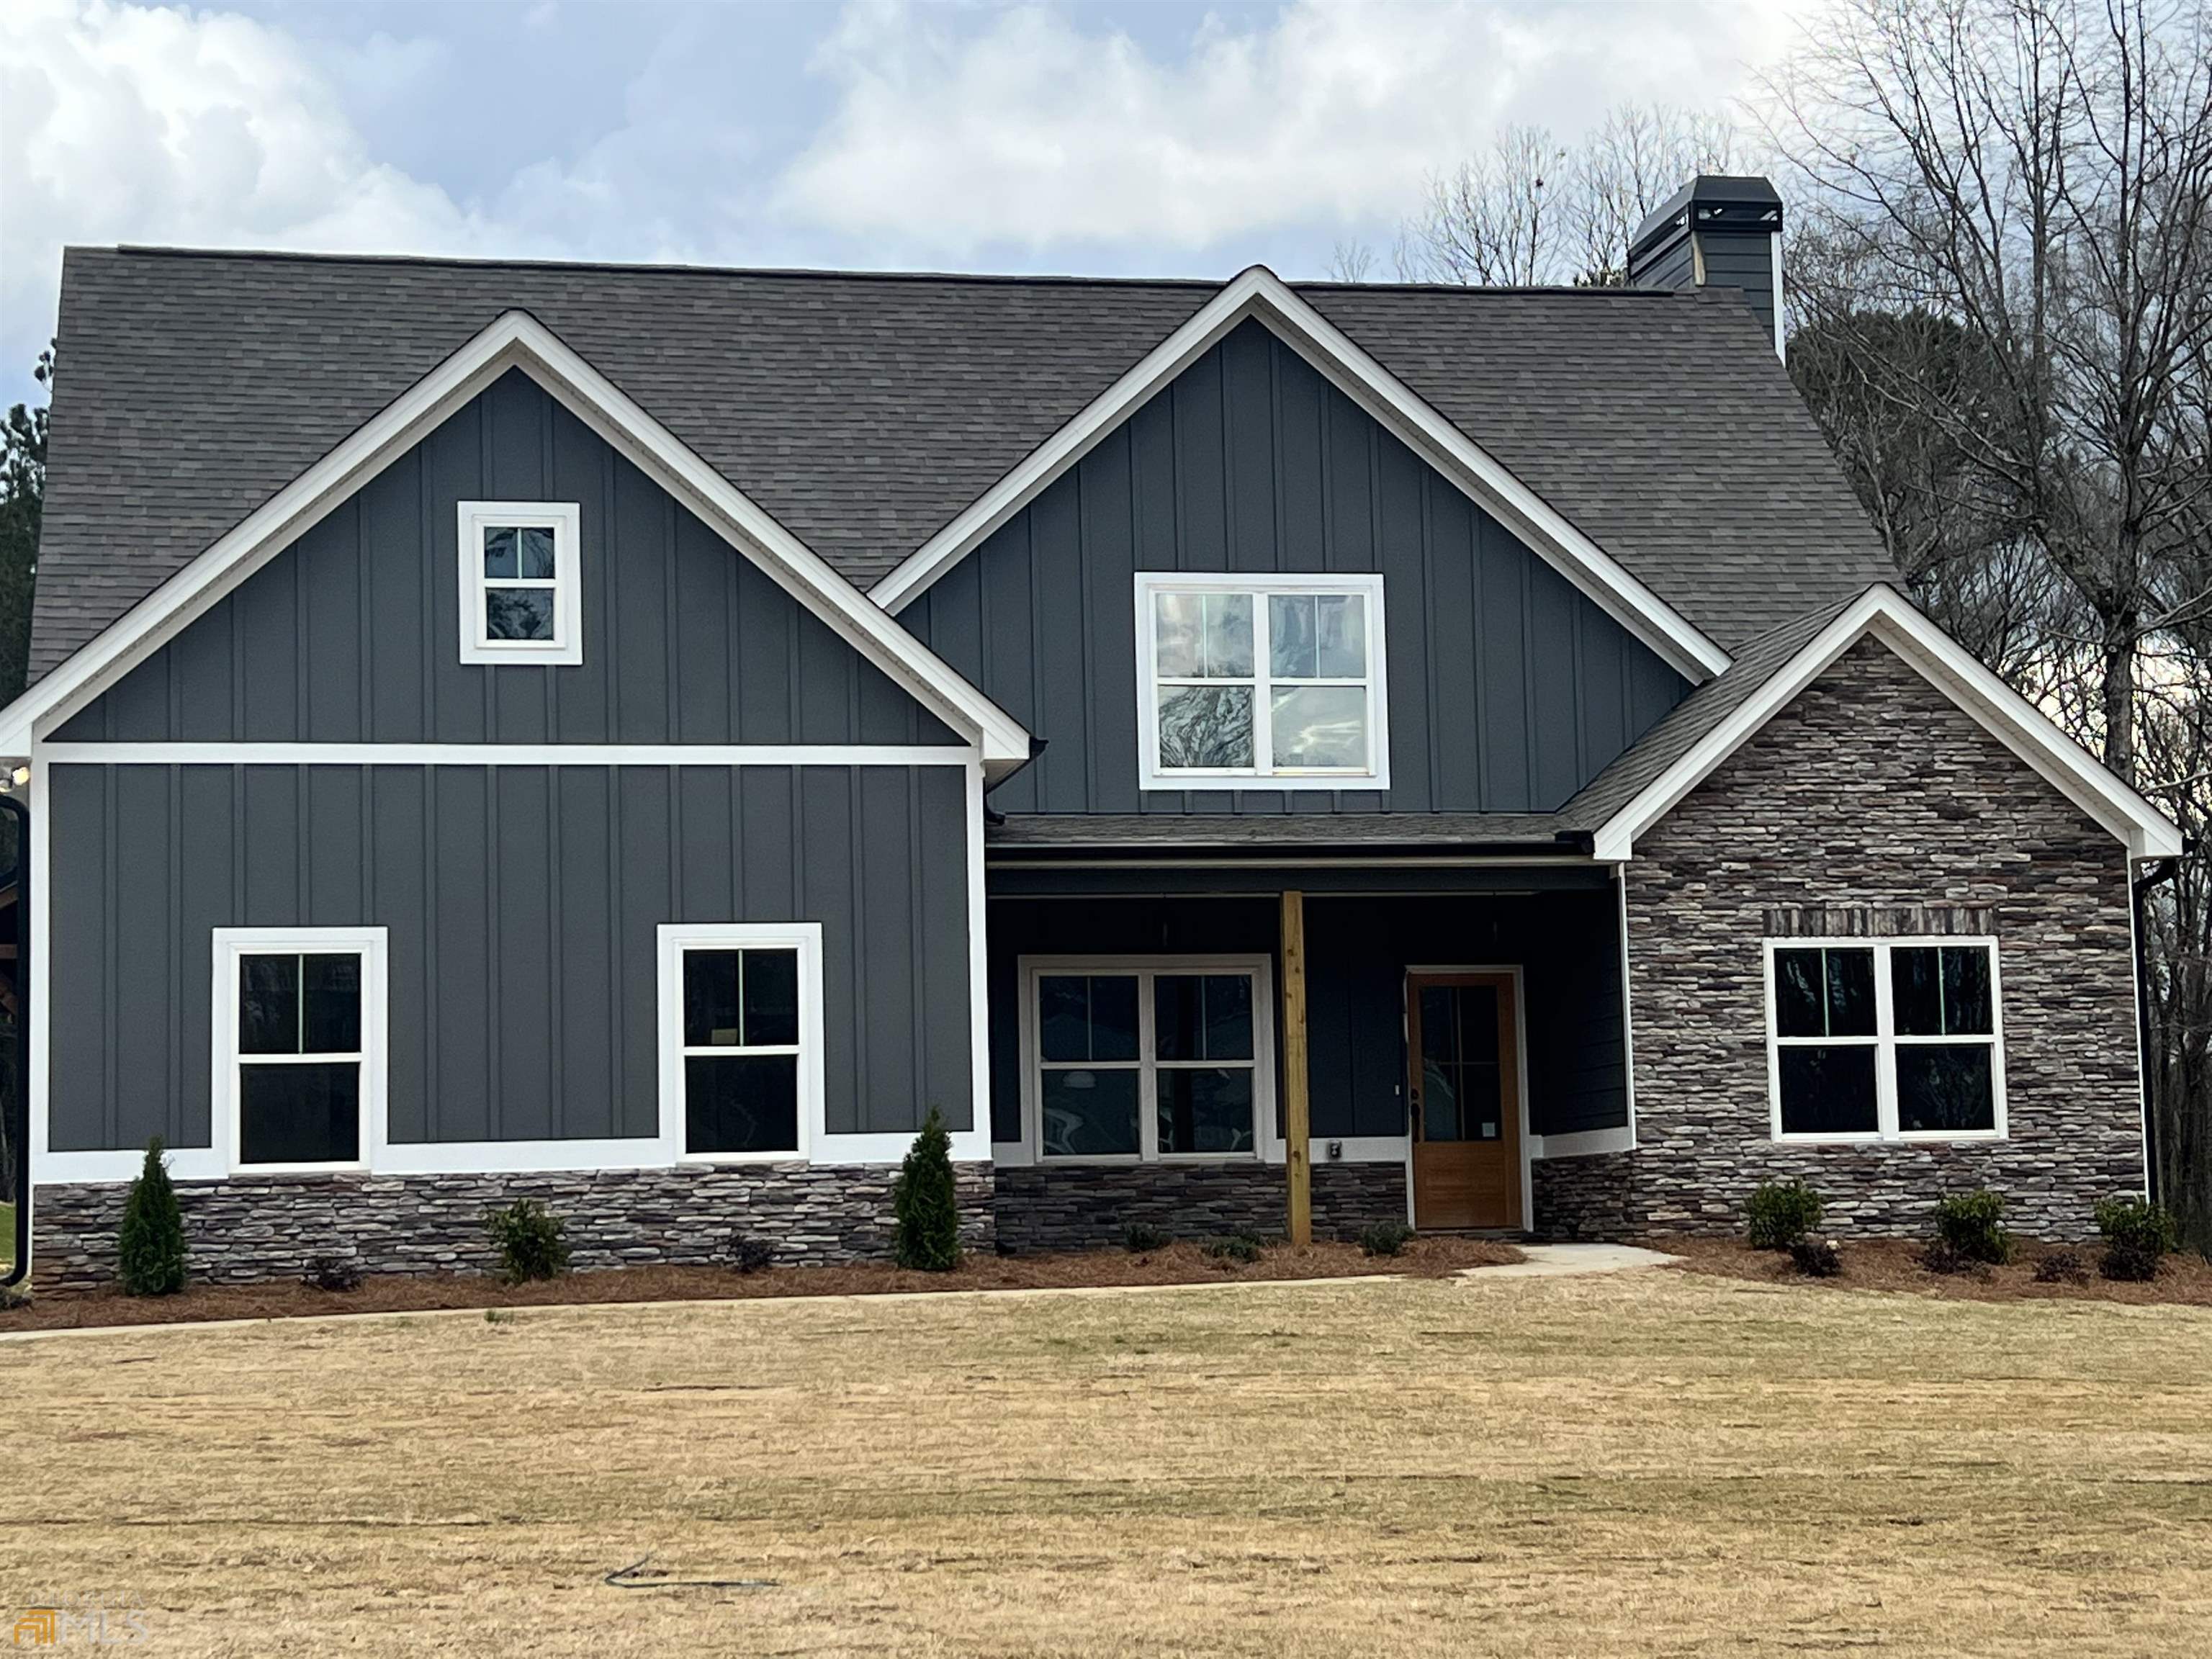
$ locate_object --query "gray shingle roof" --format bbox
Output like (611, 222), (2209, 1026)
(31, 246), (1892, 680)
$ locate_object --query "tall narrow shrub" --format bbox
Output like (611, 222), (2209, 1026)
(117, 1138), (186, 1296)
(893, 1107), (961, 1272)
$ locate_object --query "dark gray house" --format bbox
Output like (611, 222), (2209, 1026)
(6, 178), (2180, 1285)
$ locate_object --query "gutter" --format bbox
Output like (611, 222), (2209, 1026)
(1, 790), (26, 1289)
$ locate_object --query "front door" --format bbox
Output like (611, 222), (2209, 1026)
(1408, 973), (1522, 1231)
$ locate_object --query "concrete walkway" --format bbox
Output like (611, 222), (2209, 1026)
(1459, 1242), (1676, 1280)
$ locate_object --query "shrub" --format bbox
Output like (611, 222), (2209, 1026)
(892, 1107), (962, 1272)
(1122, 1222), (1172, 1254)
(1203, 1232), (1266, 1265)
(486, 1199), (569, 1282)
(1745, 1179), (1823, 1251)
(1359, 1220), (1415, 1258)
(117, 1138), (187, 1297)
(302, 1252), (364, 1292)
(2099, 1242), (2162, 1282)
(1932, 1189), (2013, 1265)
(2092, 1195), (2180, 1258)
(1919, 1239), (1983, 1277)
(1788, 1237), (1843, 1278)
(726, 1233), (776, 1275)
(2033, 1250), (2090, 1285)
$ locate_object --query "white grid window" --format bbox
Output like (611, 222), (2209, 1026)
(1766, 938), (2006, 1142)
(213, 926), (387, 1174)
(657, 923), (824, 1164)
(457, 500), (583, 665)
(1134, 572), (1388, 790)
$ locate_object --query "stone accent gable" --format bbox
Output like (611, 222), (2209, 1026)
(1540, 634), (2142, 1241)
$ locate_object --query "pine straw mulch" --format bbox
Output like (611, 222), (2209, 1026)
(1657, 1234), (2212, 1305)
(0, 1234), (1521, 1334)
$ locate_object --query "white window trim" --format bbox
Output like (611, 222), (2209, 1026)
(457, 500), (583, 665)
(212, 925), (389, 1176)
(1763, 936), (2008, 1145)
(1017, 953), (1282, 1165)
(1133, 571), (1390, 792)
(656, 922), (824, 1165)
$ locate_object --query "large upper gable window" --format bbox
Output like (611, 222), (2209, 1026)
(214, 926), (387, 1173)
(457, 500), (583, 665)
(1766, 938), (2006, 1142)
(1134, 573), (1389, 790)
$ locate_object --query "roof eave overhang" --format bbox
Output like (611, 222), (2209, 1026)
(868, 266), (1733, 686)
(0, 311), (1031, 771)
(1586, 584), (2184, 863)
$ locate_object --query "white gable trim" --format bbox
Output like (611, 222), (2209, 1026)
(1588, 585), (2183, 863)
(868, 265), (1732, 683)
(0, 311), (1032, 771)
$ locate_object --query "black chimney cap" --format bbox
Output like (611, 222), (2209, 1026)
(1629, 174), (1784, 263)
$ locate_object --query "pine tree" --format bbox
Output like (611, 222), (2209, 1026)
(117, 1138), (186, 1295)
(892, 1107), (961, 1271)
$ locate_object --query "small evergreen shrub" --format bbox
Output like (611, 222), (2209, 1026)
(1788, 1236), (1843, 1278)
(725, 1232), (776, 1275)
(1359, 1220), (1415, 1258)
(1203, 1231), (1267, 1265)
(486, 1199), (569, 1282)
(1745, 1179), (1823, 1251)
(1931, 1189), (2013, 1264)
(2033, 1250), (2090, 1285)
(117, 1138), (187, 1297)
(1122, 1221), (1172, 1254)
(302, 1253), (364, 1292)
(1919, 1238), (1984, 1277)
(893, 1107), (961, 1272)
(2100, 1242), (2163, 1282)
(2092, 1196), (2180, 1258)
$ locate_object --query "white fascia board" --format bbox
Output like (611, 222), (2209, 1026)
(0, 311), (1032, 773)
(1589, 585), (2185, 863)
(868, 266), (1733, 685)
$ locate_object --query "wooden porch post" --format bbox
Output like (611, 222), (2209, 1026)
(1281, 889), (1311, 1246)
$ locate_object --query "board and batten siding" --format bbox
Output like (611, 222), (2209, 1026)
(896, 318), (1690, 814)
(46, 761), (974, 1154)
(55, 369), (957, 748)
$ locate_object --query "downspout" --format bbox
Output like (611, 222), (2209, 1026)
(1, 790), (27, 1288)
(2132, 854), (2182, 1206)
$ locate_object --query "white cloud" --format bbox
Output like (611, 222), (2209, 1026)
(777, 0), (1809, 256)
(0, 0), (504, 370)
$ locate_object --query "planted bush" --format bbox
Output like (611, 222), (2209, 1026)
(725, 1232), (776, 1275)
(1931, 1189), (2013, 1265)
(2093, 1196), (2180, 1257)
(1788, 1236), (1843, 1278)
(893, 1107), (961, 1272)
(1122, 1221), (1172, 1254)
(302, 1252), (364, 1292)
(486, 1198), (569, 1282)
(117, 1138), (187, 1297)
(1203, 1231), (1266, 1265)
(1745, 1179), (1823, 1251)
(2033, 1249), (2090, 1285)
(1359, 1220), (1415, 1258)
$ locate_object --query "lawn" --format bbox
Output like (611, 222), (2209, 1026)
(4, 1269), (2208, 1656)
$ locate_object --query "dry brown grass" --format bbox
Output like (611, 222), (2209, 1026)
(4, 1269), (2208, 1656)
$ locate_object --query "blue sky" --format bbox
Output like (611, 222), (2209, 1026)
(1, 0), (1807, 407)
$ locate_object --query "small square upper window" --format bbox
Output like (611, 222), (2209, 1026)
(457, 501), (582, 665)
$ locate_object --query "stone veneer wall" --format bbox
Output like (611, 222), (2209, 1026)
(32, 1163), (996, 1291)
(1537, 637), (2146, 1244)
(994, 1161), (1406, 1252)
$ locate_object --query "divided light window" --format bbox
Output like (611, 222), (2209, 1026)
(1134, 574), (1388, 789)
(1767, 939), (2005, 1141)
(216, 928), (386, 1173)
(1028, 961), (1272, 1161)
(657, 925), (824, 1164)
(457, 500), (583, 665)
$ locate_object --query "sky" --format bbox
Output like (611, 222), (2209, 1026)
(0, 0), (1813, 408)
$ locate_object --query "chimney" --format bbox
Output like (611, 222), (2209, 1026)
(1627, 175), (1785, 360)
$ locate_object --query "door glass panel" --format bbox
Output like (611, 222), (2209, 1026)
(1418, 983), (1501, 1143)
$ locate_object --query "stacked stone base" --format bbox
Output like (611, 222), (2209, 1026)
(32, 1162), (997, 1292)
(993, 1160), (1406, 1253)
(1533, 1145), (2134, 1244)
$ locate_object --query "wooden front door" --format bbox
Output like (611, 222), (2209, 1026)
(1408, 973), (1522, 1231)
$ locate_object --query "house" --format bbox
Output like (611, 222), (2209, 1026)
(4, 176), (2180, 1287)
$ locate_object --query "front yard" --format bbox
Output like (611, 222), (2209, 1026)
(5, 1267), (2208, 1655)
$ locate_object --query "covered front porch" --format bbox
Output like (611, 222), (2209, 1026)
(981, 842), (1634, 1251)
